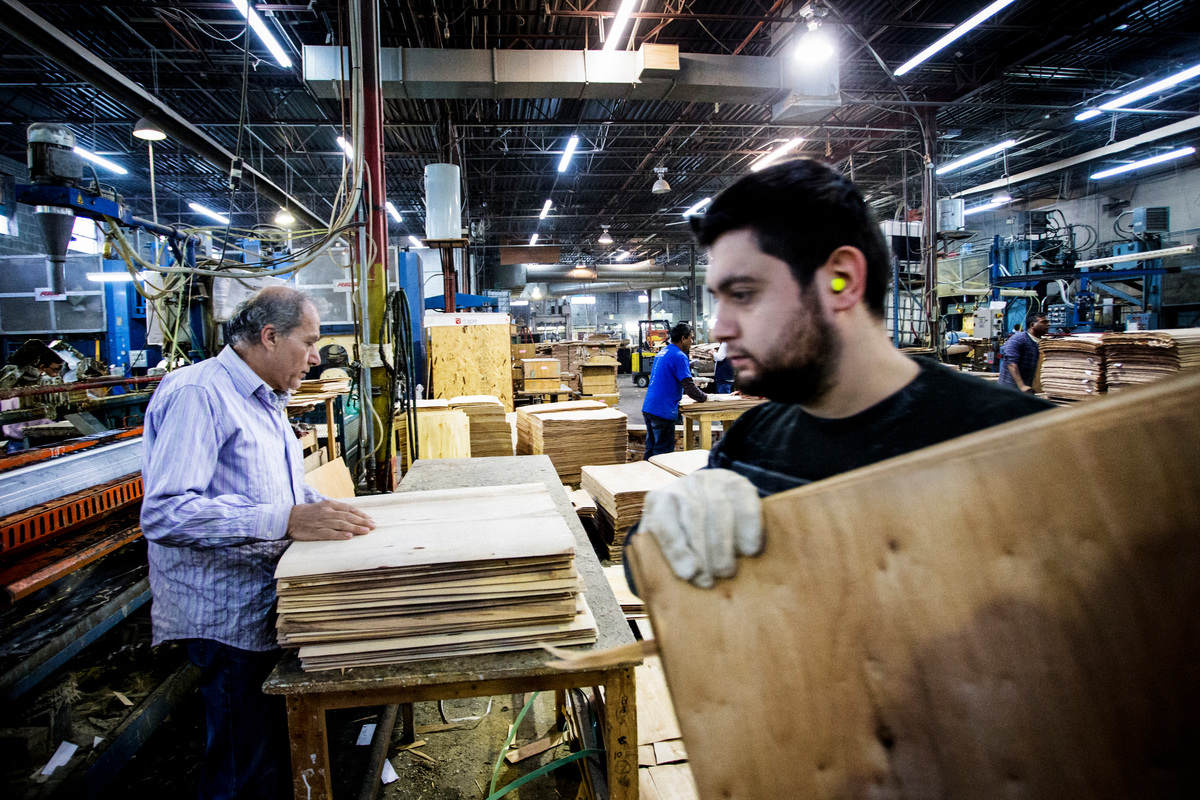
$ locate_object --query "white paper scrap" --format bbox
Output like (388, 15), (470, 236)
(380, 758), (399, 784)
(93, 736), (104, 748)
(41, 741), (78, 776)
(356, 723), (377, 746)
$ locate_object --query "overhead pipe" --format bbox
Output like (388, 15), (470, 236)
(0, 0), (325, 229)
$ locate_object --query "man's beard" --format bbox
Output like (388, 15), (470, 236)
(732, 290), (839, 405)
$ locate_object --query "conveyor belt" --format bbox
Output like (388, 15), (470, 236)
(0, 438), (141, 518)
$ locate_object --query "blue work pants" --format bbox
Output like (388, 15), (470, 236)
(643, 412), (678, 460)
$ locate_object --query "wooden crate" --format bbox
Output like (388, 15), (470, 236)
(524, 377), (564, 393)
(522, 358), (561, 380)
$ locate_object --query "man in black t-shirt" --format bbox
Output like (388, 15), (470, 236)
(631, 159), (1050, 589)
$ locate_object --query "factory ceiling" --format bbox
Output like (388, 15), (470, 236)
(1, 0), (1199, 277)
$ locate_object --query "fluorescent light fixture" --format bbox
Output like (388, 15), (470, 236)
(895, 0), (1018, 77)
(558, 136), (580, 172)
(539, 199), (552, 219)
(274, 207), (295, 226)
(637, 294), (650, 303)
(231, 0), (293, 68)
(750, 137), (805, 172)
(1076, 62), (1200, 122)
(602, 0), (639, 52)
(510, 299), (530, 307)
(614, 250), (630, 261)
(408, 235), (424, 248)
(188, 202), (230, 225)
(336, 136), (353, 158)
(1090, 146), (1196, 180)
(681, 197), (712, 217)
(87, 271), (147, 282)
(73, 147), (127, 175)
(529, 233), (539, 246)
(935, 139), (1017, 175)
(385, 201), (402, 223)
(963, 198), (1012, 216)
(570, 295), (597, 305)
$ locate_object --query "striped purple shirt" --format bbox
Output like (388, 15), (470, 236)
(140, 346), (324, 651)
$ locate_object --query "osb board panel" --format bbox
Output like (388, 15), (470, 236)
(630, 372), (1200, 800)
(428, 322), (514, 411)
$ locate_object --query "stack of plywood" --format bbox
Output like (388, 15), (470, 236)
(273, 483), (597, 671)
(448, 395), (513, 457)
(516, 401), (627, 483)
(1103, 328), (1200, 391)
(1038, 334), (1106, 400)
(579, 357), (620, 407)
(581, 461), (678, 561)
(649, 449), (710, 477)
(394, 404), (471, 469)
(296, 376), (352, 397)
(568, 488), (598, 525)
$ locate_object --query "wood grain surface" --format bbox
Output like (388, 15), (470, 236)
(630, 371), (1200, 800)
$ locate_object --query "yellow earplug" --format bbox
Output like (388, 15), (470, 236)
(831, 277), (847, 293)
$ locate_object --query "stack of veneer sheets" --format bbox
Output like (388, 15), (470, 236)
(515, 400), (627, 484)
(1038, 334), (1106, 401)
(273, 483), (596, 671)
(648, 449), (710, 477)
(580, 461), (678, 562)
(395, 402), (471, 468)
(1103, 328), (1200, 391)
(448, 395), (513, 457)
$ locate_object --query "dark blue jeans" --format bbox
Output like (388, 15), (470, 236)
(185, 640), (290, 800)
(643, 412), (677, 460)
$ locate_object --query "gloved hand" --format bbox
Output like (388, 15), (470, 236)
(639, 469), (763, 588)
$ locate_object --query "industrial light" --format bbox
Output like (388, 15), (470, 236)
(963, 196), (1012, 216)
(132, 117), (166, 141)
(188, 202), (230, 224)
(529, 233), (539, 246)
(681, 197), (712, 217)
(74, 147), (128, 175)
(637, 293), (650, 303)
(1075, 61), (1200, 122)
(336, 136), (353, 158)
(274, 207), (295, 226)
(601, 0), (639, 52)
(598, 226), (613, 245)
(230, 0), (293, 68)
(385, 201), (403, 223)
(935, 139), (1017, 175)
(614, 250), (630, 261)
(408, 235), (425, 248)
(795, 23), (834, 64)
(558, 136), (580, 172)
(894, 0), (1018, 77)
(87, 271), (147, 282)
(510, 299), (530, 307)
(539, 199), (552, 219)
(750, 137), (805, 172)
(570, 295), (597, 304)
(651, 167), (671, 194)
(1090, 146), (1196, 180)
(531, 285), (543, 300)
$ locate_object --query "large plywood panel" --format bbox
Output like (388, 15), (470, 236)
(630, 372), (1200, 800)
(427, 316), (514, 410)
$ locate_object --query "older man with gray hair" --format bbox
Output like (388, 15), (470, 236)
(141, 285), (374, 800)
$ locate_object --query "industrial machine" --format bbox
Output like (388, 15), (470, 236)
(631, 320), (670, 388)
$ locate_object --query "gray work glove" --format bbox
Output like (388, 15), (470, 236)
(639, 469), (763, 588)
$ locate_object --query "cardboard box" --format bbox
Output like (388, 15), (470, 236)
(522, 358), (561, 380)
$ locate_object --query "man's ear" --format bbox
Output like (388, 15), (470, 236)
(817, 246), (869, 314)
(259, 323), (279, 352)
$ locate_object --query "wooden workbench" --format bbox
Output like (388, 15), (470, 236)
(264, 455), (641, 800)
(678, 397), (764, 451)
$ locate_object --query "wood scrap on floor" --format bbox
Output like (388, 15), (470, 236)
(641, 763), (700, 800)
(273, 483), (597, 671)
(629, 371), (1200, 799)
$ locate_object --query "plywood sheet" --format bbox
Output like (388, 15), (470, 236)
(629, 371), (1200, 799)
(428, 320), (514, 411)
(648, 450), (710, 477)
(303, 456), (355, 499)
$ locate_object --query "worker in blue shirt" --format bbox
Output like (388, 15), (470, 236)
(998, 312), (1049, 393)
(641, 322), (707, 459)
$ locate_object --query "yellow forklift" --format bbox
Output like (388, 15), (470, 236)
(630, 320), (671, 387)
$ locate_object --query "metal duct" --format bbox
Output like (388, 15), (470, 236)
(0, 0), (325, 229)
(304, 46), (839, 119)
(545, 280), (686, 295)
